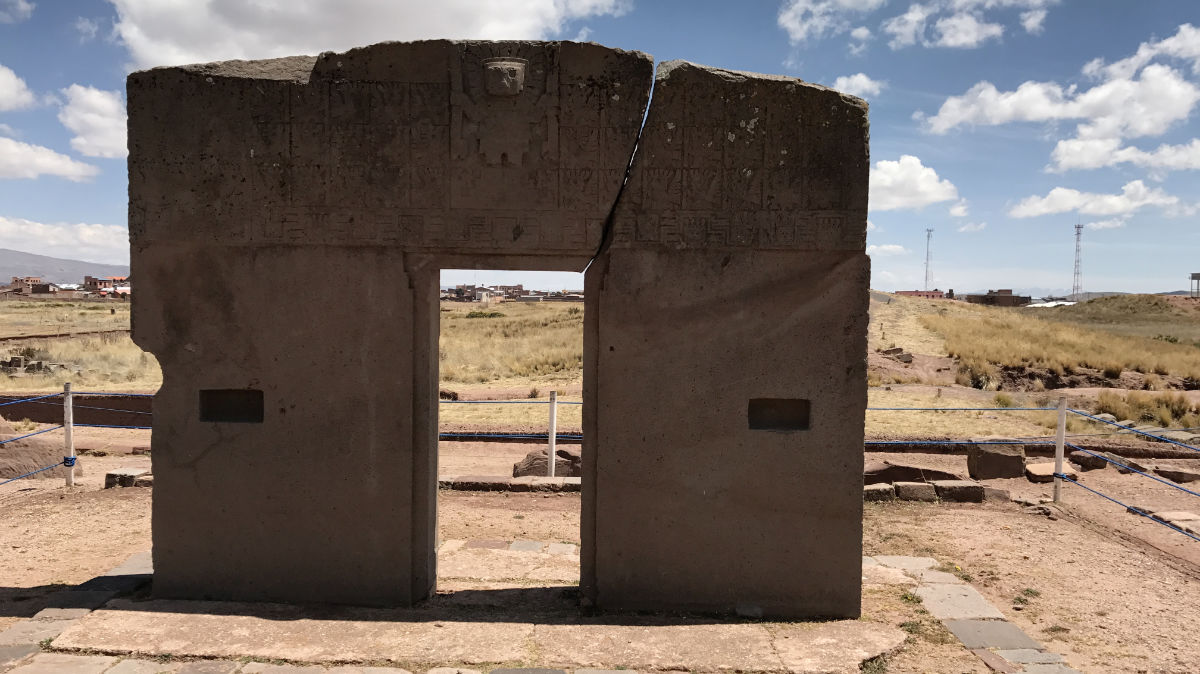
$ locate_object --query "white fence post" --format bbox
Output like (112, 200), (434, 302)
(1053, 396), (1066, 503)
(547, 391), (558, 477)
(64, 382), (75, 487)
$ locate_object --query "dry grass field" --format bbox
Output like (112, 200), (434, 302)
(3, 294), (1199, 439)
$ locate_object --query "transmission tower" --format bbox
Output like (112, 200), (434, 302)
(924, 229), (933, 291)
(1071, 224), (1083, 300)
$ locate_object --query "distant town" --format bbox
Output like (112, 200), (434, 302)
(441, 284), (584, 303)
(1, 275), (131, 299)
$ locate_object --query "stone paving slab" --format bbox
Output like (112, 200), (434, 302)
(906, 568), (962, 584)
(507, 540), (545, 552)
(52, 599), (531, 664)
(533, 621), (781, 671)
(771, 621), (906, 674)
(0, 620), (77, 646)
(1020, 664), (1081, 674)
(425, 669), (479, 674)
(915, 584), (1006, 620)
(0, 644), (38, 668)
(545, 543), (577, 556)
(41, 592), (118, 611)
(994, 648), (1064, 664)
(970, 649), (1019, 673)
(104, 659), (182, 674)
(860, 565), (915, 586)
(31, 608), (91, 621)
(175, 663), (238, 674)
(6, 654), (117, 674)
(944, 620), (1042, 650)
(240, 663), (325, 674)
(326, 668), (413, 674)
(873, 555), (936, 571)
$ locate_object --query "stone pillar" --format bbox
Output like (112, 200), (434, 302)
(583, 61), (870, 618)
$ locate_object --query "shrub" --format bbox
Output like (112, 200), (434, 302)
(956, 357), (999, 390)
(465, 310), (505, 319)
(993, 392), (1015, 408)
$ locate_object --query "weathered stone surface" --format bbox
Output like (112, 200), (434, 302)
(5, 654), (117, 674)
(970, 649), (1020, 674)
(967, 443), (1026, 479)
(132, 40), (869, 617)
(425, 669), (481, 674)
(1020, 665), (1081, 674)
(906, 568), (962, 584)
(175, 662), (239, 674)
(863, 483), (894, 501)
(983, 486), (1011, 502)
(1068, 450), (1108, 470)
(240, 663), (325, 674)
(944, 619), (1041, 650)
(0, 619), (76, 646)
(508, 539), (545, 552)
(512, 447), (581, 477)
(994, 648), (1064, 664)
(546, 543), (577, 556)
(932, 479), (985, 503)
(873, 555), (937, 571)
(31, 608), (91, 620)
(105, 659), (183, 674)
(1025, 463), (1077, 483)
(861, 565), (914, 586)
(40, 590), (117, 611)
(1151, 510), (1199, 524)
(105, 468), (149, 488)
(894, 481), (938, 501)
(864, 460), (961, 485)
(0, 644), (38, 668)
(1154, 466), (1200, 483)
(915, 584), (1006, 620)
(771, 621), (906, 674)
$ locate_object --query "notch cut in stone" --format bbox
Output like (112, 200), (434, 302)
(747, 398), (811, 431)
(199, 389), (264, 423)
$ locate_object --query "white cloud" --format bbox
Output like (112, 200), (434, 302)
(1019, 9), (1046, 34)
(848, 25), (872, 54)
(0, 137), (99, 181)
(867, 244), (909, 257)
(832, 72), (885, 98)
(0, 0), (33, 24)
(882, 3), (933, 49)
(932, 12), (1003, 48)
(1051, 137), (1200, 172)
(0, 123), (14, 137)
(0, 64), (35, 111)
(1083, 23), (1200, 82)
(869, 155), (960, 211)
(778, 0), (888, 44)
(1009, 180), (1177, 218)
(867, 219), (878, 231)
(949, 199), (969, 216)
(75, 17), (100, 42)
(109, 0), (633, 68)
(956, 221), (986, 232)
(1084, 217), (1126, 230)
(573, 26), (592, 41)
(0, 216), (129, 264)
(927, 65), (1200, 138)
(57, 85), (128, 158)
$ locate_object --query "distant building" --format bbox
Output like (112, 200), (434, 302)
(7, 276), (41, 294)
(83, 275), (130, 293)
(895, 289), (946, 300)
(1191, 273), (1199, 299)
(964, 289), (1031, 307)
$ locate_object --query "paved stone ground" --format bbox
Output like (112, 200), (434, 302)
(0, 545), (1082, 673)
(866, 555), (1081, 673)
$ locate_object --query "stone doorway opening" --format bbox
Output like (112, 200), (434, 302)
(435, 269), (586, 605)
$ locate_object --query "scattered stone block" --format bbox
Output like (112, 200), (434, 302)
(132, 474), (154, 487)
(1151, 511), (1199, 525)
(944, 619), (1042, 650)
(863, 483), (894, 501)
(967, 443), (1026, 479)
(1094, 413), (1118, 423)
(865, 460), (961, 485)
(1115, 419), (1136, 428)
(1025, 463), (1076, 483)
(932, 480), (985, 503)
(1068, 450), (1107, 470)
(983, 486), (1010, 502)
(512, 447), (581, 478)
(894, 481), (937, 501)
(104, 468), (148, 489)
(131, 446), (151, 455)
(1108, 454), (1151, 474)
(1154, 467), (1200, 483)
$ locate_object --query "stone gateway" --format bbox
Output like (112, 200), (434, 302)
(128, 40), (870, 618)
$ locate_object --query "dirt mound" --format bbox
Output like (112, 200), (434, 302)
(0, 416), (80, 480)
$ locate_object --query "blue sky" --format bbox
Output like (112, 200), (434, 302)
(0, 0), (1197, 293)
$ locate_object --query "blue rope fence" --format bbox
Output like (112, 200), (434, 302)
(0, 392), (63, 408)
(1055, 473), (1200, 543)
(0, 425), (63, 445)
(1066, 443), (1200, 500)
(1069, 409), (1200, 454)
